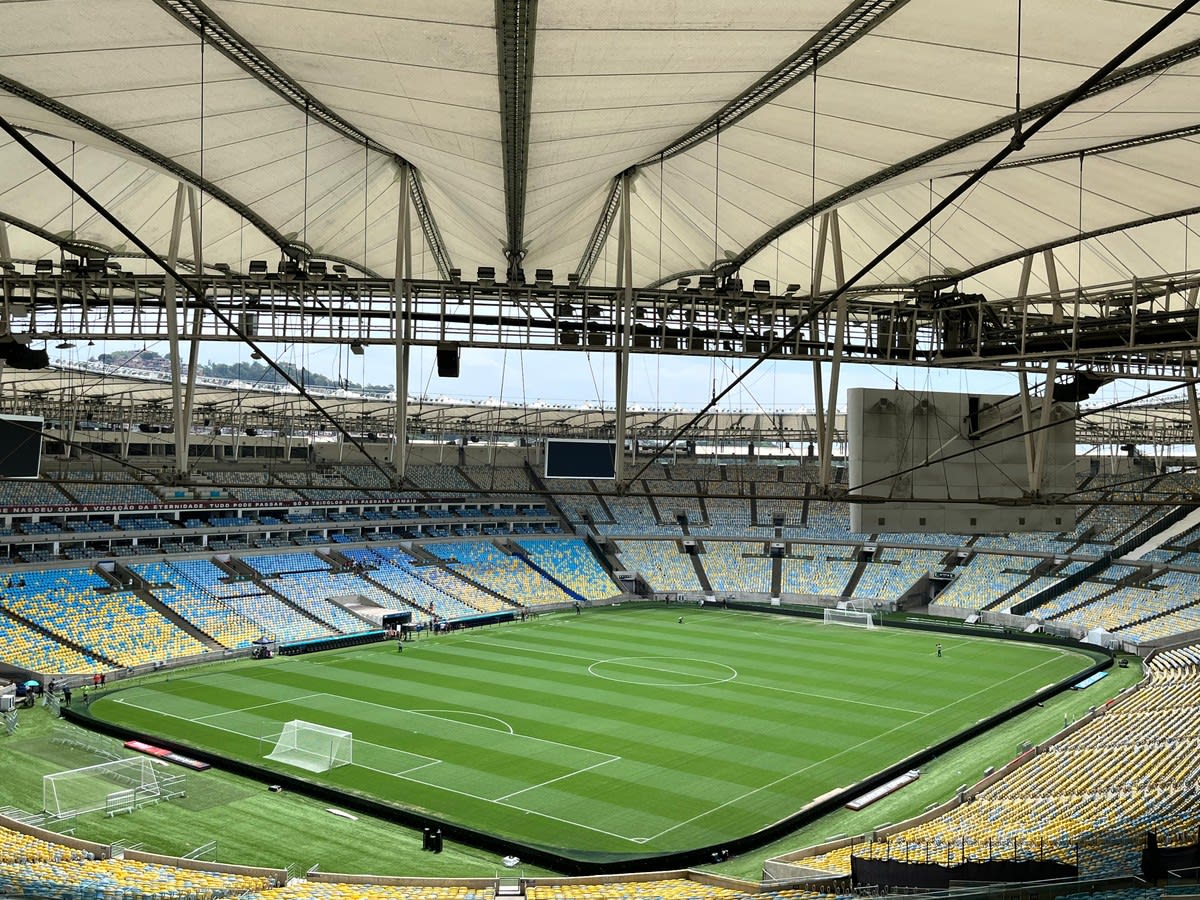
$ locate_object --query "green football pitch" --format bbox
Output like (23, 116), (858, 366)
(87, 606), (1096, 861)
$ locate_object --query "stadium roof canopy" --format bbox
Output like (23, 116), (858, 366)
(1, 1), (1200, 304)
(5, 364), (1192, 447)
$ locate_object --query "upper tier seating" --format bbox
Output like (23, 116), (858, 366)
(463, 465), (538, 497)
(601, 494), (677, 536)
(406, 465), (476, 494)
(65, 480), (160, 505)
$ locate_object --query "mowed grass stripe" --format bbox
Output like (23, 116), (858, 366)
(237, 643), (888, 776)
(460, 614), (1019, 712)
(169, 658), (837, 790)
(91, 608), (1096, 856)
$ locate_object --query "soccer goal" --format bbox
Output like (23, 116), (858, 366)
(823, 603), (877, 629)
(265, 720), (353, 773)
(43, 757), (169, 818)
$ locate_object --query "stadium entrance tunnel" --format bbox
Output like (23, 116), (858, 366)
(61, 605), (1113, 875)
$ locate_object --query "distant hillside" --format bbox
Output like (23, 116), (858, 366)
(92, 350), (390, 393)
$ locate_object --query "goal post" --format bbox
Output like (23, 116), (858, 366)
(43, 757), (163, 818)
(265, 720), (353, 773)
(823, 604), (877, 629)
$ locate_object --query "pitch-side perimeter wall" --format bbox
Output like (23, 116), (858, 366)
(64, 603), (1111, 874)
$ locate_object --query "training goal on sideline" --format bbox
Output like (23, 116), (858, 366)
(265, 720), (354, 773)
(43, 757), (184, 818)
(823, 601), (878, 629)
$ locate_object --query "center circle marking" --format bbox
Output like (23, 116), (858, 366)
(588, 656), (737, 687)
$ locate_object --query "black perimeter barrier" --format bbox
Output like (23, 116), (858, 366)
(279, 631), (386, 656)
(851, 855), (1078, 890)
(1143, 831), (1200, 881)
(65, 604), (1113, 875)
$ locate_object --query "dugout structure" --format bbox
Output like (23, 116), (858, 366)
(265, 720), (353, 773)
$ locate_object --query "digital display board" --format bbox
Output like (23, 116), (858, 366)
(0, 415), (43, 478)
(545, 439), (617, 479)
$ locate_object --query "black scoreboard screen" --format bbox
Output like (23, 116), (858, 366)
(0, 415), (42, 479)
(544, 439), (617, 480)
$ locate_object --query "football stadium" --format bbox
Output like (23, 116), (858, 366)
(2, 2), (1200, 900)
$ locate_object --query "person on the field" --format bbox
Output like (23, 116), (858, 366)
(936, 643), (943, 657)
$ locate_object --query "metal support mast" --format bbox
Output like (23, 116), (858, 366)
(392, 164), (413, 477)
(163, 183), (189, 475)
(181, 186), (205, 472)
(614, 171), (634, 485)
(820, 210), (847, 488)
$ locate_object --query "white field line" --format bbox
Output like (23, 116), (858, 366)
(645, 653), (1069, 842)
(112, 695), (440, 774)
(468, 637), (925, 713)
(196, 693), (325, 721)
(493, 756), (621, 802)
(738, 680), (928, 715)
(112, 691), (639, 843)
(327, 691), (619, 765)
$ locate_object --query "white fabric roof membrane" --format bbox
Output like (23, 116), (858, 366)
(0, 0), (1198, 303)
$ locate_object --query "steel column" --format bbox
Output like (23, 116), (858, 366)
(1031, 359), (1059, 493)
(392, 164), (413, 476)
(162, 183), (189, 474)
(1018, 371), (1037, 492)
(180, 187), (205, 475)
(820, 211), (847, 487)
(1043, 250), (1064, 325)
(1187, 356), (1200, 466)
(810, 213), (831, 473)
(614, 171), (634, 485)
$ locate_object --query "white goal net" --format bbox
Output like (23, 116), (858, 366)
(823, 605), (877, 629)
(43, 757), (168, 818)
(265, 720), (353, 773)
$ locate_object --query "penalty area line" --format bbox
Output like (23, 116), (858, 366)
(110, 695), (641, 844)
(493, 755), (621, 803)
(195, 692), (325, 722)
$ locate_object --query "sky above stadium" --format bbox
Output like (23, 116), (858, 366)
(64, 336), (1075, 412)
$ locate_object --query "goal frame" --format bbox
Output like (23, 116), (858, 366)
(823, 605), (878, 629)
(265, 720), (353, 773)
(43, 757), (162, 818)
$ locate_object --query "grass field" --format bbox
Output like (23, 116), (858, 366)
(85, 606), (1097, 861)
